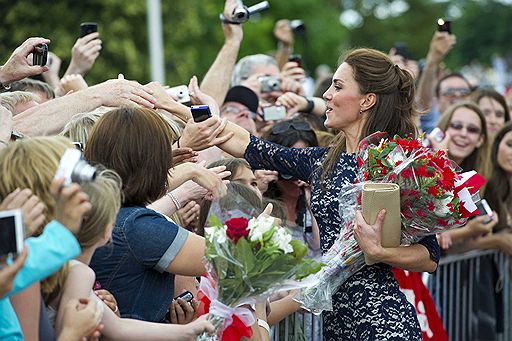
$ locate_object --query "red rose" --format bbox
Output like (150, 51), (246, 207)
(225, 217), (249, 242)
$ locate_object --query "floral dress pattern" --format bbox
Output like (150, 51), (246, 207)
(245, 135), (440, 340)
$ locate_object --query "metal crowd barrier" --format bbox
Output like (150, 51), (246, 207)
(427, 250), (511, 341)
(270, 250), (511, 341)
(270, 312), (323, 341)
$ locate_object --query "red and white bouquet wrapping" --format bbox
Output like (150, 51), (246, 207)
(296, 132), (486, 313)
(195, 194), (322, 341)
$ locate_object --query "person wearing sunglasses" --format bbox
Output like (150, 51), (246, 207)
(181, 49), (439, 341)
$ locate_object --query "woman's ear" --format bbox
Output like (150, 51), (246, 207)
(360, 93), (377, 112)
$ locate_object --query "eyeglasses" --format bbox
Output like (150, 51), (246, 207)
(271, 121), (312, 134)
(221, 105), (257, 119)
(448, 122), (482, 135)
(440, 88), (472, 98)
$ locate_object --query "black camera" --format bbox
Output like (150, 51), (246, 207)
(33, 44), (48, 66)
(290, 20), (306, 35)
(220, 0), (270, 24)
(259, 75), (281, 93)
(80, 22), (98, 38)
(437, 18), (451, 34)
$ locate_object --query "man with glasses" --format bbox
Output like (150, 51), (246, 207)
(220, 85), (259, 135)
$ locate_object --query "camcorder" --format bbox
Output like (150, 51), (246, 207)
(220, 0), (270, 24)
(54, 149), (97, 186)
(259, 75), (281, 93)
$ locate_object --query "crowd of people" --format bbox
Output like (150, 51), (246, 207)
(1, 0), (512, 340)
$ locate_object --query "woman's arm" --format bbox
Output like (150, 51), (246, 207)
(56, 262), (212, 341)
(10, 283), (40, 341)
(353, 210), (438, 273)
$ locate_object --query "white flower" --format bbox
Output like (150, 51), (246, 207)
(248, 216), (275, 241)
(271, 228), (293, 254)
(436, 192), (454, 216)
(204, 226), (227, 244)
(388, 150), (405, 166)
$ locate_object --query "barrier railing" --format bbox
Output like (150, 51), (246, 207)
(271, 250), (510, 341)
(270, 312), (323, 341)
(427, 250), (511, 341)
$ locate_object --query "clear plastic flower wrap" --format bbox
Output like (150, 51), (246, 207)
(195, 188), (323, 341)
(295, 132), (486, 314)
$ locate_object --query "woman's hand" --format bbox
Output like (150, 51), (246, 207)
(94, 289), (119, 316)
(177, 201), (201, 228)
(172, 147), (198, 166)
(169, 297), (199, 325)
(181, 314), (215, 340)
(179, 117), (233, 151)
(254, 170), (278, 194)
(0, 188), (46, 237)
(59, 298), (104, 341)
(467, 213), (498, 237)
(437, 232), (453, 250)
(188, 76), (220, 116)
(353, 209), (386, 264)
(428, 129), (452, 152)
(51, 179), (92, 235)
(190, 164), (229, 199)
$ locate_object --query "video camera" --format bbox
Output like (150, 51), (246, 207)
(220, 0), (270, 24)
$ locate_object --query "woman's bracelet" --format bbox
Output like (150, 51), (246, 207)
(166, 191), (182, 210)
(257, 319), (270, 335)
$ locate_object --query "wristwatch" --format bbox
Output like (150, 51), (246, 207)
(304, 97), (315, 113)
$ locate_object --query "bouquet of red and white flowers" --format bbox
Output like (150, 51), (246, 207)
(195, 194), (323, 341)
(296, 132), (485, 313)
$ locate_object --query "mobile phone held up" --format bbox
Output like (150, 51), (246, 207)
(437, 18), (451, 34)
(0, 209), (24, 260)
(262, 105), (286, 121)
(190, 105), (212, 123)
(288, 54), (302, 68)
(33, 44), (48, 66)
(476, 199), (493, 223)
(174, 291), (194, 303)
(80, 22), (98, 38)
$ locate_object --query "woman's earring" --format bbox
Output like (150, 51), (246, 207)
(359, 109), (364, 115)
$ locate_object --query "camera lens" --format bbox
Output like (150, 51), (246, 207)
(290, 20), (305, 34)
(71, 160), (97, 184)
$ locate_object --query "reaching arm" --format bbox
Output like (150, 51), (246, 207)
(13, 77), (155, 136)
(200, 0), (243, 104)
(416, 32), (456, 111)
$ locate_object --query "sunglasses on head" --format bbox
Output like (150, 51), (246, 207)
(449, 122), (482, 135)
(271, 121), (312, 134)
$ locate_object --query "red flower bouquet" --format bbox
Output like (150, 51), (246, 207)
(296, 132), (485, 314)
(195, 194), (322, 341)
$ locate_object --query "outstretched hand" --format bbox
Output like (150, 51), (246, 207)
(0, 37), (50, 84)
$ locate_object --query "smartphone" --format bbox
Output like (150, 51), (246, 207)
(437, 18), (451, 34)
(174, 291), (194, 303)
(262, 105), (286, 121)
(80, 22), (98, 38)
(190, 105), (212, 123)
(33, 44), (48, 66)
(0, 209), (24, 259)
(288, 54), (302, 68)
(166, 85), (191, 105)
(476, 199), (493, 222)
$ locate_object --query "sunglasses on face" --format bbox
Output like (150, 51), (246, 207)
(271, 121), (312, 134)
(221, 105), (257, 119)
(448, 122), (482, 135)
(440, 88), (472, 98)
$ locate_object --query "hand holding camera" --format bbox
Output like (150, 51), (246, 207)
(428, 25), (456, 65)
(169, 291), (198, 324)
(220, 0), (270, 24)
(0, 37), (50, 86)
(0, 188), (46, 237)
(50, 177), (92, 235)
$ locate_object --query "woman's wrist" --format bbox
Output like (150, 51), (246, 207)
(257, 319), (270, 335)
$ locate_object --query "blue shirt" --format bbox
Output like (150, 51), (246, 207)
(90, 206), (189, 322)
(0, 221), (80, 341)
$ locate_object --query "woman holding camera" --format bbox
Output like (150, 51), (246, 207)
(167, 48), (439, 340)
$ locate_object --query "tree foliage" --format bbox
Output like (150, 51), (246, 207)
(0, 0), (509, 86)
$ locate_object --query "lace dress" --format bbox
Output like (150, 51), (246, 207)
(245, 135), (440, 340)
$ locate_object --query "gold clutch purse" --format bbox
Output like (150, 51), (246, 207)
(361, 182), (401, 265)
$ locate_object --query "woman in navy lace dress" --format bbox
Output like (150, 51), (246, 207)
(180, 48), (440, 340)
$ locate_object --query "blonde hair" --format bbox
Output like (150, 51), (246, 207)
(78, 168), (123, 248)
(0, 136), (73, 228)
(0, 136), (75, 303)
(60, 112), (103, 146)
(0, 91), (37, 114)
